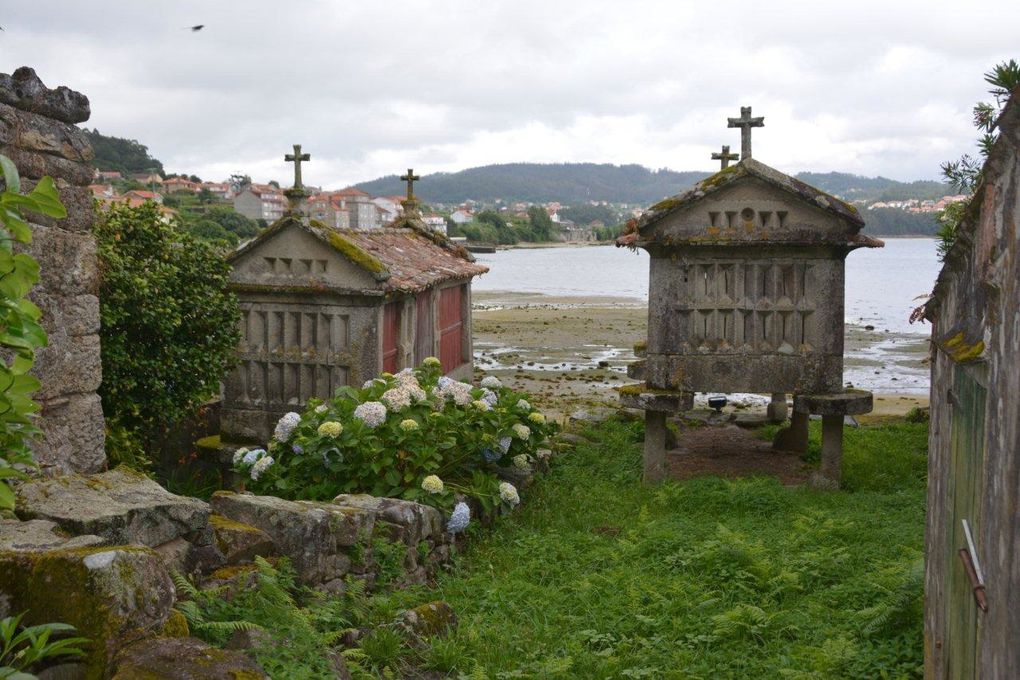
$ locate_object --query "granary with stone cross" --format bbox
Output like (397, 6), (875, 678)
(618, 107), (883, 486)
(220, 154), (488, 443)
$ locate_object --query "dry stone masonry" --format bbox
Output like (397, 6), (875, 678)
(0, 66), (105, 474)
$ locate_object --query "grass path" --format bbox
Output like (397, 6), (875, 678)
(401, 418), (927, 679)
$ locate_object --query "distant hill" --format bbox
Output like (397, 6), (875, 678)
(355, 163), (709, 205)
(355, 162), (952, 207)
(82, 128), (164, 177)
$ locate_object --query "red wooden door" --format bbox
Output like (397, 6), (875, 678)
(438, 285), (464, 373)
(414, 290), (434, 365)
(382, 301), (401, 374)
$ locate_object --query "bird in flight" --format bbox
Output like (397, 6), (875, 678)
(186, 25), (204, 32)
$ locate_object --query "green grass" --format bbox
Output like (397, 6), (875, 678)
(400, 417), (927, 679)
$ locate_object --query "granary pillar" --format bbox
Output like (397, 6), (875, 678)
(773, 409), (809, 453)
(643, 411), (668, 483)
(817, 414), (844, 488)
(766, 392), (788, 423)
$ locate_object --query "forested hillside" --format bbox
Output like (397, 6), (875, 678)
(356, 163), (709, 204)
(356, 162), (951, 206)
(83, 128), (164, 176)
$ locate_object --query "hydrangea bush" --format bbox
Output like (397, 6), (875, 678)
(234, 359), (556, 520)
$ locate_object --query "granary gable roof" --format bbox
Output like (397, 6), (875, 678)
(229, 213), (488, 295)
(617, 158), (879, 248)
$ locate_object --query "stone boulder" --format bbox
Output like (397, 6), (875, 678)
(0, 518), (105, 552)
(0, 545), (175, 678)
(111, 637), (268, 679)
(209, 514), (276, 565)
(396, 600), (458, 639)
(210, 492), (372, 587)
(16, 467), (210, 547)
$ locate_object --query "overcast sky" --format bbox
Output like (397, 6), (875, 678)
(3, 1), (1017, 188)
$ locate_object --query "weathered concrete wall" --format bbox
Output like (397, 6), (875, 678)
(923, 87), (1020, 678)
(0, 67), (105, 474)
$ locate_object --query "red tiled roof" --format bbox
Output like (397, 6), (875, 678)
(340, 228), (488, 293)
(334, 187), (370, 198)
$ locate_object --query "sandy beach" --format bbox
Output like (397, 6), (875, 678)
(472, 290), (930, 420)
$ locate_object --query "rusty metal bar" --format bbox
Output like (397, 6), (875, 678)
(958, 548), (989, 612)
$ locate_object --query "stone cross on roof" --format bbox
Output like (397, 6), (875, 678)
(285, 144), (310, 190)
(400, 168), (420, 202)
(711, 144), (739, 170)
(727, 106), (764, 160)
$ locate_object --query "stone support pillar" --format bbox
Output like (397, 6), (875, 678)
(766, 392), (788, 423)
(773, 409), (809, 453)
(642, 411), (667, 483)
(814, 414), (844, 489)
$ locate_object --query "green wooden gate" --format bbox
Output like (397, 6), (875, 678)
(944, 363), (987, 679)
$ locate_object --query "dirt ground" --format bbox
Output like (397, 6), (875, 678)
(667, 425), (810, 485)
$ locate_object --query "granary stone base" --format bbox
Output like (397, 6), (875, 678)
(110, 637), (270, 679)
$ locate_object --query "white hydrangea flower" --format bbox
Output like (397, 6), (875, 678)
(447, 502), (470, 533)
(353, 401), (387, 428)
(472, 399), (492, 412)
(422, 356), (442, 368)
(516, 399), (531, 411)
(381, 386), (412, 412)
(232, 447), (249, 466)
(314, 404), (329, 414)
(528, 412), (546, 425)
(317, 421), (343, 438)
(421, 475), (444, 494)
(399, 418), (419, 432)
(513, 454), (531, 470)
(498, 436), (512, 454)
(242, 448), (264, 465)
(250, 455), (274, 481)
(499, 481), (520, 506)
(481, 388), (498, 407)
(273, 412), (301, 442)
(512, 423), (531, 440)
(480, 375), (502, 389)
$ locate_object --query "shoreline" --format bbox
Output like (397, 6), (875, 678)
(472, 290), (930, 418)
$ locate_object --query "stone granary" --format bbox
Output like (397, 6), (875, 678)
(221, 165), (487, 443)
(920, 86), (1020, 678)
(618, 107), (881, 485)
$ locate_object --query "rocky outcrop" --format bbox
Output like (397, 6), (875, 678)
(110, 637), (269, 679)
(16, 467), (210, 547)
(209, 513), (276, 565)
(0, 518), (105, 552)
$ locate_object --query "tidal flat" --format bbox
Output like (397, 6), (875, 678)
(472, 291), (930, 419)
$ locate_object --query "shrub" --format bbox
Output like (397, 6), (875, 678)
(95, 201), (241, 444)
(0, 156), (65, 511)
(235, 360), (556, 520)
(0, 613), (88, 678)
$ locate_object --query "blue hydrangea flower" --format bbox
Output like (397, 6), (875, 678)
(482, 447), (500, 462)
(447, 502), (471, 533)
(292, 444), (303, 455)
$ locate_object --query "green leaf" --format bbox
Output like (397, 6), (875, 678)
(25, 177), (67, 218)
(0, 155), (21, 194)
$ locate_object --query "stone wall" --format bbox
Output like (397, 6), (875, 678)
(0, 67), (105, 473)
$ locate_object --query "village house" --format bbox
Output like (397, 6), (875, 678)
(305, 192), (351, 229)
(162, 177), (199, 193)
(88, 183), (116, 199)
(123, 189), (163, 204)
(93, 169), (122, 182)
(233, 183), (287, 221)
(423, 213), (447, 234)
(200, 181), (233, 199)
(131, 172), (163, 185)
(371, 195), (404, 224)
(333, 187), (381, 229)
(450, 208), (473, 224)
(220, 208), (488, 443)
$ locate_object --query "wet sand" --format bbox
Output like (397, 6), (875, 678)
(472, 290), (930, 419)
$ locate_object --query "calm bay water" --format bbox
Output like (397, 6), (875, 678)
(473, 238), (941, 336)
(473, 239), (940, 395)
